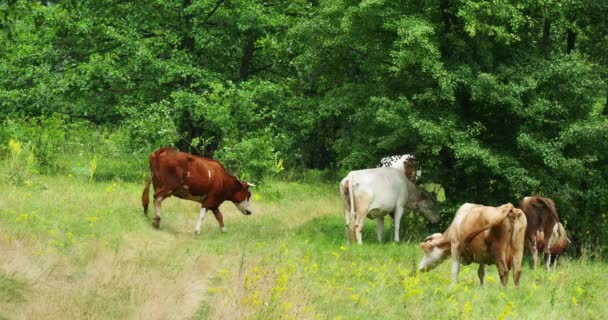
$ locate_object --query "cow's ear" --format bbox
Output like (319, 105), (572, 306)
(420, 241), (433, 252)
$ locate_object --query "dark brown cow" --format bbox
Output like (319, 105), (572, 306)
(142, 147), (254, 235)
(519, 196), (560, 269)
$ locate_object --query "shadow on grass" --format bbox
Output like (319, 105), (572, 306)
(294, 213), (437, 248)
(294, 215), (389, 247)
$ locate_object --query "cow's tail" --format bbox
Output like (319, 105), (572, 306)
(538, 197), (560, 223)
(348, 173), (356, 228)
(142, 176), (152, 216)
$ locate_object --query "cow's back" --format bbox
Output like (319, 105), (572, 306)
(349, 167), (408, 213)
(150, 147), (189, 187)
(150, 147), (231, 198)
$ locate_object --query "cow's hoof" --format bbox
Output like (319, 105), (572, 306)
(152, 218), (160, 229)
(221, 227), (227, 233)
(194, 230), (200, 238)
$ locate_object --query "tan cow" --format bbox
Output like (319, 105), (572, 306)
(519, 196), (560, 269)
(418, 203), (527, 287)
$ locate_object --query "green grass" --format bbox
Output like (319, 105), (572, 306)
(0, 171), (606, 319)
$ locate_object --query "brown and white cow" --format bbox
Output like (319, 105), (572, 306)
(418, 203), (527, 287)
(544, 222), (570, 269)
(519, 196), (560, 269)
(141, 147), (254, 235)
(340, 167), (440, 245)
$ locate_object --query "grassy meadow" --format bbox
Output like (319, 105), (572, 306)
(1, 169), (607, 319)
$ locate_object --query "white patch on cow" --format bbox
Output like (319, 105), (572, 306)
(207, 169), (212, 180)
(194, 208), (207, 236)
(452, 203), (476, 234)
(235, 198), (252, 215)
(378, 154), (421, 179)
(379, 154), (412, 170)
(419, 246), (449, 271)
(183, 185), (190, 190)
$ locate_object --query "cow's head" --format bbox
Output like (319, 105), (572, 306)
(416, 191), (441, 224)
(232, 181), (254, 215)
(418, 233), (450, 271)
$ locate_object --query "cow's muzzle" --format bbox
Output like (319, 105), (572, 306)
(245, 209), (252, 215)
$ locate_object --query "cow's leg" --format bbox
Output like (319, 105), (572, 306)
(376, 216), (384, 242)
(450, 242), (461, 287)
(528, 237), (539, 269)
(478, 264), (486, 288)
(151, 184), (175, 229)
(393, 207), (404, 242)
(342, 190), (351, 245)
(194, 207), (207, 237)
(545, 252), (552, 271)
(497, 261), (509, 287)
(513, 255), (523, 287)
(353, 194), (370, 245)
(152, 195), (164, 229)
(211, 208), (227, 232)
(355, 214), (365, 245)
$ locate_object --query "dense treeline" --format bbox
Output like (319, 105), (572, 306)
(1, 0), (607, 249)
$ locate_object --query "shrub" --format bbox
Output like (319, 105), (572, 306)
(214, 135), (279, 182)
(3, 139), (36, 186)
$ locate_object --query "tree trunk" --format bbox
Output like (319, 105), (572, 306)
(181, 0), (195, 55)
(566, 28), (576, 54)
(541, 19), (551, 55)
(239, 31), (257, 81)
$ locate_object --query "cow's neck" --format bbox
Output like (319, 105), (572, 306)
(406, 180), (424, 203)
(223, 175), (242, 200)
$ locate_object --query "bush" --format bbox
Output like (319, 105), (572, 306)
(214, 135), (281, 182)
(2, 139), (36, 186)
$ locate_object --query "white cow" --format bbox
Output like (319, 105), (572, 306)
(340, 167), (440, 245)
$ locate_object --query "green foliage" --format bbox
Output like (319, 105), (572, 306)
(2, 138), (36, 186)
(214, 135), (278, 182)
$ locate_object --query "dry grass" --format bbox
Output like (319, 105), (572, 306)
(0, 229), (220, 320)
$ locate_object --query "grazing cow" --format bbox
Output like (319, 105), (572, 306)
(519, 196), (560, 269)
(141, 147), (254, 235)
(379, 154), (421, 183)
(418, 203), (527, 287)
(340, 167), (440, 245)
(544, 222), (570, 269)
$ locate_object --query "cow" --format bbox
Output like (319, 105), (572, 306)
(379, 154), (421, 183)
(141, 147), (254, 235)
(418, 203), (527, 287)
(544, 222), (570, 270)
(340, 167), (440, 245)
(519, 196), (560, 270)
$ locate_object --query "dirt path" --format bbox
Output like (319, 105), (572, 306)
(0, 227), (224, 320)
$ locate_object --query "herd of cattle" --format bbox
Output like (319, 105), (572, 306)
(141, 148), (570, 288)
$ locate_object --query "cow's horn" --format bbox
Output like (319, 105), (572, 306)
(247, 182), (256, 187)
